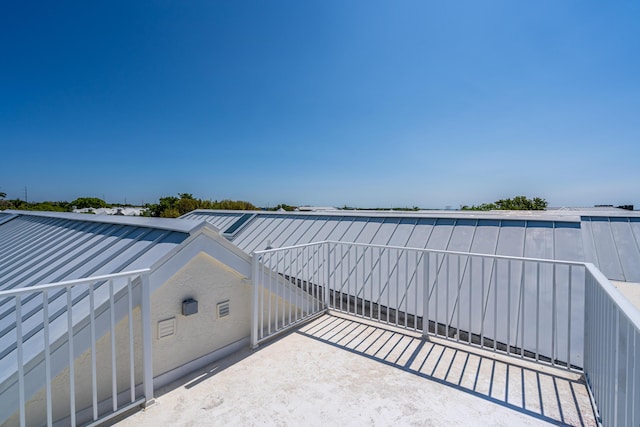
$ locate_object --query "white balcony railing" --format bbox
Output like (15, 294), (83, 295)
(251, 241), (640, 426)
(0, 269), (153, 427)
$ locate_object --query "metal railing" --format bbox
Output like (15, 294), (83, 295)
(584, 264), (640, 426)
(0, 269), (153, 427)
(251, 243), (327, 347)
(251, 241), (640, 426)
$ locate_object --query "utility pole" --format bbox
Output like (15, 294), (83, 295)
(24, 186), (28, 203)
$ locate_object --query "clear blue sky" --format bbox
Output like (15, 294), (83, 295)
(2, 1), (639, 209)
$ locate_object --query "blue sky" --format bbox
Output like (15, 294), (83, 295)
(1, 1), (639, 209)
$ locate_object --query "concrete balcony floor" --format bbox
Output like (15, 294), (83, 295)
(115, 313), (597, 426)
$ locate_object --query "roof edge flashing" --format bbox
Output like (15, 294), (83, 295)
(4, 210), (202, 234)
(185, 209), (584, 223)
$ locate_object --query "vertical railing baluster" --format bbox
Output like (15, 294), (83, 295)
(90, 283), (98, 420)
(109, 279), (117, 412)
(259, 252), (265, 340)
(446, 254), (450, 337)
(481, 257), (485, 348)
(520, 260), (525, 359)
(395, 249), (400, 327)
(288, 249), (292, 325)
(340, 244), (345, 313)
(386, 248), (390, 324)
(402, 250), (408, 328)
(536, 263), (540, 362)
(423, 251), (429, 336)
(364, 246), (368, 318)
(456, 255), (461, 342)
(378, 246), (382, 323)
(267, 253), (272, 334)
(16, 295), (25, 427)
(127, 277), (135, 403)
(347, 245), (352, 315)
(306, 246), (311, 314)
(435, 253), (439, 336)
(141, 273), (154, 408)
(292, 249), (306, 322)
(369, 248), (382, 320)
(251, 252), (259, 348)
(43, 290), (52, 427)
(414, 250), (418, 331)
(552, 263), (557, 367)
(493, 258), (497, 352)
(314, 245), (318, 314)
(325, 243), (330, 310)
(469, 256), (473, 345)
(277, 250), (282, 330)
(568, 265), (572, 368)
(354, 246), (358, 316)
(67, 286), (76, 427)
(507, 259), (511, 355)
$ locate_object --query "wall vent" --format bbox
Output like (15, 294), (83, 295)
(217, 300), (230, 318)
(158, 317), (176, 339)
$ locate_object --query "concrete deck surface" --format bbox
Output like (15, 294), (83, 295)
(115, 313), (596, 427)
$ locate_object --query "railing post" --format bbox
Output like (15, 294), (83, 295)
(324, 242), (330, 310)
(251, 252), (260, 349)
(140, 272), (155, 407)
(423, 252), (429, 338)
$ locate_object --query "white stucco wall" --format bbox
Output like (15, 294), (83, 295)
(151, 252), (252, 377)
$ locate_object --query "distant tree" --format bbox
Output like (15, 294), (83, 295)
(0, 191), (6, 199)
(160, 208), (181, 218)
(461, 196), (547, 211)
(268, 203), (296, 211)
(4, 199), (70, 212)
(70, 197), (108, 209)
(175, 197), (199, 216)
(146, 194), (257, 217)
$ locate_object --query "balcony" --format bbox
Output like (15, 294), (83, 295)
(3, 241), (639, 426)
(116, 312), (596, 426)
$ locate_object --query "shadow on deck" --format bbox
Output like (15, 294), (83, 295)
(297, 313), (597, 427)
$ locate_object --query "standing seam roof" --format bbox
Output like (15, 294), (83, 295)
(183, 209), (640, 283)
(0, 212), (197, 380)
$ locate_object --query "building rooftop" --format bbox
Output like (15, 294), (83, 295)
(1, 208), (637, 426)
(183, 209), (640, 282)
(115, 313), (596, 426)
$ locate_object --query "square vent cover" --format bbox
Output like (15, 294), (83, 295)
(158, 317), (176, 339)
(217, 300), (230, 318)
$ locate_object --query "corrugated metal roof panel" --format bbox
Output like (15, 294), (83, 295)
(180, 211), (243, 231)
(4, 210), (201, 233)
(0, 212), (193, 378)
(468, 219), (500, 254)
(189, 210), (640, 283)
(582, 217), (625, 281)
(523, 221), (554, 259)
(553, 222), (584, 262)
(609, 217), (640, 282)
(0, 215), (189, 293)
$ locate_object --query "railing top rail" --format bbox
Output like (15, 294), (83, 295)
(585, 263), (640, 330)
(254, 240), (587, 267)
(252, 241), (328, 254)
(0, 269), (151, 298)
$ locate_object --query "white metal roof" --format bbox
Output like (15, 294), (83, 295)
(0, 210), (251, 420)
(183, 209), (640, 283)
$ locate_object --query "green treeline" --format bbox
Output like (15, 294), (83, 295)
(461, 196), (548, 211)
(147, 193), (256, 218)
(0, 193), (256, 217)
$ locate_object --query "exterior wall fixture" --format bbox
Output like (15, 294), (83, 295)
(182, 298), (198, 316)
